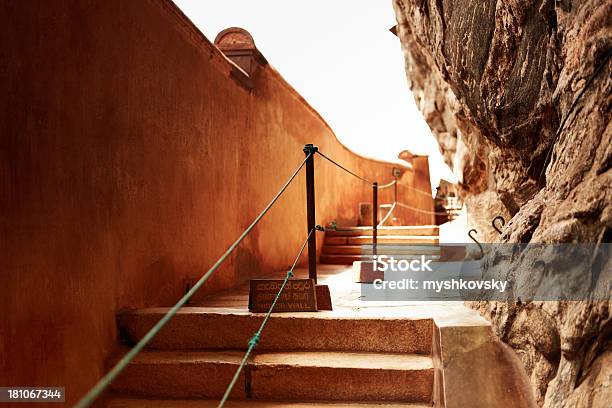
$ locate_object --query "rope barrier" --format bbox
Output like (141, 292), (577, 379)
(315, 150), (373, 184)
(395, 181), (435, 198)
(218, 228), (316, 408)
(74, 154), (311, 408)
(314, 150), (433, 201)
(378, 179), (397, 189)
(396, 201), (458, 216)
(378, 202), (397, 226)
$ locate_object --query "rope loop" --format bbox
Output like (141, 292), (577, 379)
(378, 179), (397, 189)
(315, 150), (372, 184)
(248, 334), (261, 348)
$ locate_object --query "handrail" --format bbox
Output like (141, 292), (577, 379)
(397, 201), (457, 216)
(396, 181), (434, 198)
(316, 150), (373, 184)
(314, 152), (434, 200)
(377, 201), (397, 227)
(378, 179), (397, 189)
(315, 150), (402, 191)
(307, 150), (444, 252)
(218, 228), (316, 408)
(74, 154), (312, 408)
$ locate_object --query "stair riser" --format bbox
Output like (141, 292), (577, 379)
(323, 246), (440, 255)
(348, 237), (439, 245)
(107, 398), (431, 407)
(111, 361), (433, 402)
(320, 255), (369, 264)
(320, 255), (440, 265)
(251, 366), (433, 402)
(110, 361), (245, 399)
(118, 313), (433, 354)
(325, 237), (439, 245)
(326, 227), (438, 237)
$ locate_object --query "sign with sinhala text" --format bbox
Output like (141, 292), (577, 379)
(249, 278), (317, 312)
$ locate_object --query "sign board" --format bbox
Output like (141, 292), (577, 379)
(248, 278), (317, 312)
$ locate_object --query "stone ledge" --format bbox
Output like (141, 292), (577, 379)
(432, 318), (537, 408)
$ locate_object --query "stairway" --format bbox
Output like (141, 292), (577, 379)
(320, 226), (440, 265)
(106, 306), (435, 407)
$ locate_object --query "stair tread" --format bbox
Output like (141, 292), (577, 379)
(323, 245), (440, 253)
(325, 238), (440, 248)
(252, 351), (432, 370)
(339, 235), (439, 240)
(324, 244), (439, 248)
(121, 307), (432, 320)
(118, 308), (433, 354)
(321, 253), (440, 260)
(107, 397), (430, 407)
(320, 254), (440, 260)
(120, 350), (245, 365)
(320, 254), (441, 265)
(326, 226), (439, 237)
(335, 226), (438, 231)
(118, 349), (433, 371)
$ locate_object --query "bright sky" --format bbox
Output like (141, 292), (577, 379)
(173, 0), (455, 189)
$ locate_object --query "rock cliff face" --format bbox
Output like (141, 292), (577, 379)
(393, 0), (611, 406)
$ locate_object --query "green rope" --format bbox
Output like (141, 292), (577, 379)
(74, 155), (310, 408)
(217, 228), (314, 408)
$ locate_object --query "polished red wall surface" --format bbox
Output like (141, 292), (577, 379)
(0, 0), (433, 404)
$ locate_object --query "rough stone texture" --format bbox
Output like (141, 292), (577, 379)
(105, 398), (432, 408)
(433, 322), (538, 408)
(118, 308), (433, 354)
(393, 0), (611, 406)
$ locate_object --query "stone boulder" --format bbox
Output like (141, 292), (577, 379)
(392, 0), (611, 405)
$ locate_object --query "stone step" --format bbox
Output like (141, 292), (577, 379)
(251, 352), (433, 402)
(320, 254), (372, 264)
(322, 245), (440, 256)
(325, 226), (438, 237)
(320, 254), (440, 265)
(325, 236), (439, 245)
(110, 350), (434, 402)
(107, 397), (431, 407)
(118, 308), (432, 354)
(109, 350), (246, 399)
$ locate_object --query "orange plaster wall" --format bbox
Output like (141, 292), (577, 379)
(0, 0), (434, 404)
(398, 156), (436, 225)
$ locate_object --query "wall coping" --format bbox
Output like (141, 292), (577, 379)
(157, 0), (415, 171)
